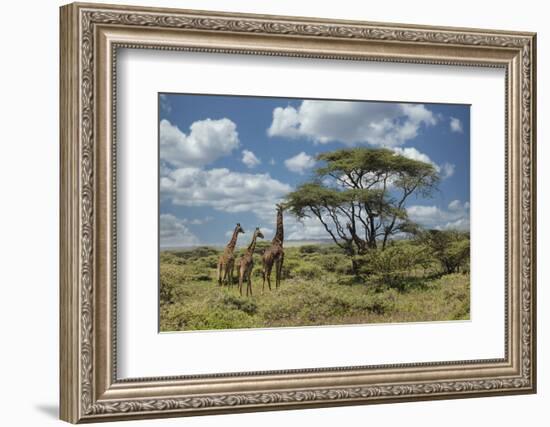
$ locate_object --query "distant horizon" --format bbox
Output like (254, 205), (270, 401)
(160, 237), (336, 250)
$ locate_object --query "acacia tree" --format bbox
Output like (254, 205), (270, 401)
(285, 148), (439, 272)
(418, 229), (470, 274)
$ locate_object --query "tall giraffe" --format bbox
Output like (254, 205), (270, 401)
(238, 227), (264, 297)
(217, 223), (244, 286)
(262, 204), (285, 292)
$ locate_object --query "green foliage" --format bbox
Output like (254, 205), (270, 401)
(299, 245), (321, 254)
(356, 240), (436, 288)
(159, 263), (190, 305)
(170, 246), (219, 261)
(285, 147), (440, 263)
(319, 253), (349, 273)
(294, 263), (324, 280)
(418, 230), (470, 274)
(216, 293), (258, 315)
(159, 243), (470, 331)
(159, 251), (186, 266)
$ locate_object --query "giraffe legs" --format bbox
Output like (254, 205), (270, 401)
(262, 263), (273, 293)
(238, 265), (244, 296)
(220, 263), (230, 286)
(275, 253), (284, 289)
(246, 264), (254, 297)
(262, 262), (265, 295)
(217, 262), (222, 286)
(229, 261), (235, 287)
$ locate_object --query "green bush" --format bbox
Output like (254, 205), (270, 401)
(159, 264), (189, 304)
(159, 251), (186, 265)
(417, 230), (470, 274)
(299, 245), (320, 254)
(159, 243), (470, 331)
(294, 263), (324, 279)
(216, 293), (258, 315)
(281, 259), (300, 279)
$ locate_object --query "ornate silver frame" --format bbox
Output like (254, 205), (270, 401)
(60, 2), (536, 423)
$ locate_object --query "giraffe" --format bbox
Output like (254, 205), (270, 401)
(217, 223), (244, 286)
(262, 204), (285, 293)
(238, 227), (264, 297)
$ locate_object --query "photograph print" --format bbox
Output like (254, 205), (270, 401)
(159, 93), (470, 332)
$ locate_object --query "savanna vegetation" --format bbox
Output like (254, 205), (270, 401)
(160, 232), (470, 331)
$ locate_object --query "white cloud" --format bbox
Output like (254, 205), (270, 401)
(268, 100), (437, 147)
(269, 158), (276, 166)
(285, 216), (334, 241)
(407, 200), (470, 231)
(392, 147), (455, 180)
(447, 200), (462, 211)
(450, 117), (463, 133)
(181, 216), (213, 225)
(284, 152), (316, 174)
(260, 227), (274, 239)
(441, 162), (455, 179)
(392, 147), (435, 166)
(160, 118), (239, 167)
(160, 167), (292, 216)
(160, 214), (200, 247)
(241, 149), (261, 168)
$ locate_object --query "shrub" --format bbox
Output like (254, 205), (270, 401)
(159, 264), (188, 304)
(299, 245), (320, 254)
(417, 230), (470, 274)
(294, 263), (324, 280)
(170, 246), (219, 262)
(336, 274), (361, 286)
(281, 259), (300, 279)
(217, 293), (258, 315)
(159, 251), (185, 265)
(320, 254), (349, 273)
(192, 273), (212, 281)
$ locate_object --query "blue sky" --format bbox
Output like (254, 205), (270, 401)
(159, 93), (470, 247)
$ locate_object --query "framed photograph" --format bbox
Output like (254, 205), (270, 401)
(60, 2), (537, 423)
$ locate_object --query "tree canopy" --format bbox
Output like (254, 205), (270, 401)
(285, 147), (439, 259)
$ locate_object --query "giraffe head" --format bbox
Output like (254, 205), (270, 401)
(275, 203), (287, 212)
(236, 223), (245, 234)
(255, 227), (264, 239)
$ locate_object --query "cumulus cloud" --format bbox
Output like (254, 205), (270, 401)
(285, 216), (335, 241)
(241, 149), (261, 168)
(392, 147), (435, 166)
(160, 118), (239, 167)
(392, 147), (455, 180)
(268, 100), (437, 147)
(450, 117), (463, 133)
(441, 162), (455, 179)
(160, 167), (292, 217)
(181, 216), (213, 225)
(160, 214), (200, 247)
(284, 152), (316, 174)
(407, 200), (470, 231)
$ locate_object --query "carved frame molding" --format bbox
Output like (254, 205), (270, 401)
(60, 2), (536, 423)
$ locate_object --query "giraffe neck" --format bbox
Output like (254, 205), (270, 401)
(272, 210), (284, 244)
(247, 234), (258, 254)
(226, 228), (240, 251)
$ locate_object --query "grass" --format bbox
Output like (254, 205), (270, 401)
(159, 244), (470, 332)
